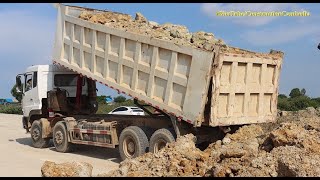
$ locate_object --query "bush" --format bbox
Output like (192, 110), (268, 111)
(311, 98), (320, 107)
(114, 95), (126, 103)
(0, 104), (22, 115)
(277, 97), (291, 111)
(97, 95), (107, 104)
(278, 88), (320, 111)
(278, 94), (287, 99)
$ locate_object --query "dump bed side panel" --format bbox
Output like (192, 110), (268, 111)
(210, 52), (283, 126)
(52, 4), (214, 125)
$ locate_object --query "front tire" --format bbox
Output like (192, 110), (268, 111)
(53, 121), (72, 153)
(119, 126), (149, 161)
(149, 128), (176, 154)
(30, 120), (50, 148)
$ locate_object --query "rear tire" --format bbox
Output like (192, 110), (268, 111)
(149, 128), (176, 154)
(53, 121), (72, 153)
(119, 126), (149, 161)
(30, 120), (50, 148)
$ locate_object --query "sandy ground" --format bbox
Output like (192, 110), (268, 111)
(0, 113), (120, 177)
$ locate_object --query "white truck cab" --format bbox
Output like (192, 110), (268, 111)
(16, 64), (97, 132)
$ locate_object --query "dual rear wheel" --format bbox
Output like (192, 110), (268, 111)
(119, 126), (176, 161)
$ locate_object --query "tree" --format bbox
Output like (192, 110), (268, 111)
(311, 97), (320, 108)
(96, 95), (107, 104)
(278, 94), (287, 99)
(289, 88), (301, 98)
(114, 95), (126, 103)
(11, 84), (22, 103)
(301, 88), (306, 96)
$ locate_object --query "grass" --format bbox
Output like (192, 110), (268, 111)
(0, 103), (23, 115)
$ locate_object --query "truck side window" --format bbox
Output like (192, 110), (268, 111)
(33, 72), (37, 88)
(25, 74), (33, 92)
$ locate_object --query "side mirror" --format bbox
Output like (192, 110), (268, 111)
(16, 75), (22, 88)
(318, 43), (320, 50)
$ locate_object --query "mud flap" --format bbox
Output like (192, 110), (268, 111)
(40, 118), (53, 138)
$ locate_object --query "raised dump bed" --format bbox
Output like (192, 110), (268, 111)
(52, 4), (283, 127)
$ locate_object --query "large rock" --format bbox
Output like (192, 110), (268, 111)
(269, 122), (320, 154)
(135, 12), (147, 23)
(271, 146), (320, 177)
(41, 161), (93, 177)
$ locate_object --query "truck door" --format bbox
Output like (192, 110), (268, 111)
(22, 72), (39, 117)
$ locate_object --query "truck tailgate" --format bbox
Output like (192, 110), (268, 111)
(209, 49), (283, 126)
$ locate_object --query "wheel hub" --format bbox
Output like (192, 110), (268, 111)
(31, 128), (40, 141)
(123, 136), (135, 157)
(128, 142), (135, 153)
(55, 131), (64, 145)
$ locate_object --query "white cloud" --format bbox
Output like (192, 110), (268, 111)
(241, 24), (320, 46)
(201, 3), (302, 26)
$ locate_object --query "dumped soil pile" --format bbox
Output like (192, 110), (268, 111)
(41, 107), (320, 177)
(78, 10), (283, 58)
(98, 107), (320, 177)
(99, 134), (210, 177)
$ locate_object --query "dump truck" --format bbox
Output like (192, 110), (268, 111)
(16, 4), (284, 161)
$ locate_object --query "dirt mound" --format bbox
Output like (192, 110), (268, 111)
(41, 107), (320, 177)
(100, 134), (210, 177)
(102, 107), (320, 177)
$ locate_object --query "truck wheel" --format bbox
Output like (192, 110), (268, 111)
(149, 128), (176, 154)
(53, 121), (72, 153)
(30, 120), (50, 148)
(119, 126), (149, 161)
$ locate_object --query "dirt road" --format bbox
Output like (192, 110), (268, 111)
(0, 113), (120, 177)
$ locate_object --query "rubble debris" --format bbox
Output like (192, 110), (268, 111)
(43, 107), (320, 177)
(102, 134), (211, 177)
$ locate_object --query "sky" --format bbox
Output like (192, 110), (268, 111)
(0, 3), (319, 99)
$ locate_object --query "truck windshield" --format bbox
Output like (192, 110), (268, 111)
(54, 74), (85, 87)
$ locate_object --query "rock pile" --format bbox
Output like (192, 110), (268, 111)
(41, 107), (320, 177)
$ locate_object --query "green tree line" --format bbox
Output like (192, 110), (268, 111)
(9, 83), (320, 114)
(278, 88), (320, 111)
